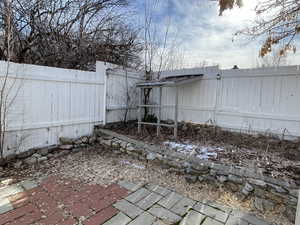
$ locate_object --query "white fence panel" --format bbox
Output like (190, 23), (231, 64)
(0, 61), (106, 156)
(106, 67), (144, 123)
(155, 65), (300, 139)
(217, 66), (300, 137)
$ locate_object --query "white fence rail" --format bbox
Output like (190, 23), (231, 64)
(0, 61), (107, 156)
(156, 65), (300, 139)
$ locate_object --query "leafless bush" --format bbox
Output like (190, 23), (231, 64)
(0, 0), (142, 70)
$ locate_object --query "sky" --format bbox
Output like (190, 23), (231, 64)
(132, 0), (300, 69)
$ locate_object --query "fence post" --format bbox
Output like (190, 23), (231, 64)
(96, 61), (107, 125)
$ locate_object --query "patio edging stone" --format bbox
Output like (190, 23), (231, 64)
(94, 127), (299, 223)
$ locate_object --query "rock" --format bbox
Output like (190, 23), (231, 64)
(126, 146), (136, 152)
(234, 192), (247, 201)
(198, 176), (205, 182)
(289, 189), (299, 198)
(101, 139), (112, 147)
(120, 141), (128, 149)
(183, 162), (191, 168)
(89, 136), (96, 144)
(24, 157), (37, 165)
(17, 149), (36, 159)
(228, 174), (244, 184)
(39, 148), (49, 156)
(96, 137), (103, 143)
(198, 175), (215, 183)
(47, 153), (54, 158)
(268, 184), (287, 193)
(111, 141), (120, 148)
(5, 154), (16, 161)
(242, 183), (254, 196)
(13, 161), (23, 169)
(72, 148), (81, 153)
(47, 145), (59, 153)
(253, 197), (275, 212)
(59, 137), (73, 145)
(285, 206), (296, 223)
(74, 139), (83, 145)
(161, 164), (171, 169)
(37, 156), (47, 163)
(32, 153), (42, 158)
(55, 150), (69, 158)
(247, 178), (267, 188)
(185, 175), (197, 184)
(217, 175), (228, 183)
(81, 136), (89, 144)
(210, 170), (217, 177)
(146, 153), (156, 161)
(288, 196), (298, 206)
(191, 163), (209, 172)
(59, 145), (73, 150)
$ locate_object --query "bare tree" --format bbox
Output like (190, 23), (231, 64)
(256, 47), (289, 68)
(0, 0), (142, 70)
(215, 0), (300, 57)
(0, 0), (18, 159)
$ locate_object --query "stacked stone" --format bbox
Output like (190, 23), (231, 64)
(95, 128), (299, 223)
(3, 135), (98, 169)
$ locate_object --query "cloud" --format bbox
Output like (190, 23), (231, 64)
(133, 0), (300, 69)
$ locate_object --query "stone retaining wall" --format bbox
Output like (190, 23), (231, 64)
(95, 128), (299, 223)
(2, 135), (97, 169)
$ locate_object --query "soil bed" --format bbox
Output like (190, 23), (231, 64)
(107, 121), (300, 182)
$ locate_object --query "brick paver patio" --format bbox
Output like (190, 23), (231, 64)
(0, 177), (273, 225)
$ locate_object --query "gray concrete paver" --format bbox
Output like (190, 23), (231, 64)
(202, 216), (225, 225)
(127, 212), (156, 225)
(170, 197), (196, 216)
(226, 215), (249, 225)
(125, 188), (151, 204)
(179, 210), (206, 225)
(136, 192), (163, 210)
(118, 180), (144, 192)
(157, 191), (183, 209)
(148, 204), (182, 224)
(103, 212), (132, 225)
(193, 202), (229, 223)
(114, 199), (144, 219)
(145, 184), (171, 196)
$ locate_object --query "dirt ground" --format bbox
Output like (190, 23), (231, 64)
(0, 147), (293, 225)
(107, 121), (300, 182)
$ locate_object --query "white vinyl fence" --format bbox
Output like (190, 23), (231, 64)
(1, 60), (299, 156)
(105, 67), (144, 123)
(0, 61), (108, 156)
(155, 65), (300, 139)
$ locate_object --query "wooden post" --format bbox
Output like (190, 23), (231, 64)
(174, 86), (178, 139)
(296, 190), (300, 225)
(157, 87), (162, 136)
(138, 87), (142, 134)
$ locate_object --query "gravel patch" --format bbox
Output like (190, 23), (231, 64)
(2, 147), (293, 225)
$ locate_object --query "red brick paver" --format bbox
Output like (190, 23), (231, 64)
(0, 176), (129, 225)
